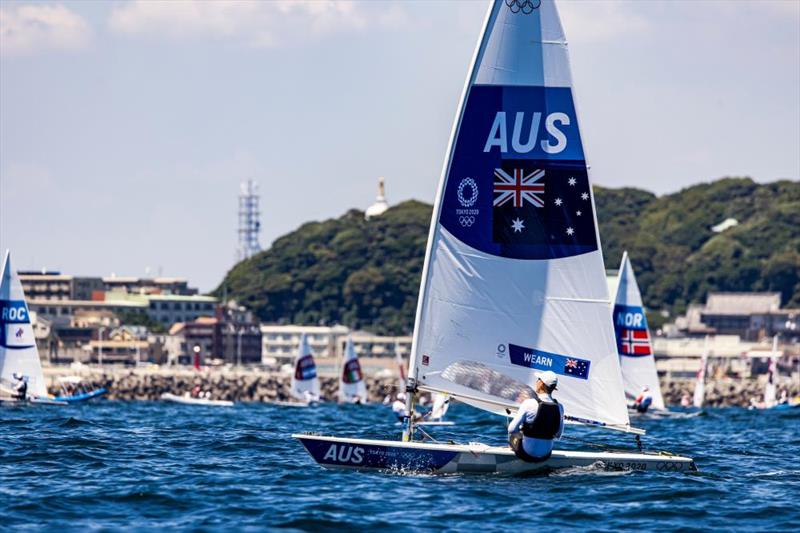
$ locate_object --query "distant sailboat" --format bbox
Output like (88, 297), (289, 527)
(288, 333), (320, 405)
(611, 252), (666, 412)
(693, 336), (709, 409)
(0, 250), (66, 405)
(295, 0), (694, 473)
(338, 336), (367, 404)
(764, 335), (778, 408)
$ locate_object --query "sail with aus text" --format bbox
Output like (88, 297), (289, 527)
(612, 252), (665, 410)
(0, 250), (48, 398)
(290, 333), (320, 401)
(408, 0), (630, 431)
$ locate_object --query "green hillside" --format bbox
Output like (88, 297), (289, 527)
(216, 178), (800, 334)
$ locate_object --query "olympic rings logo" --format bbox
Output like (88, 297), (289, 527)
(505, 0), (541, 15)
(457, 177), (479, 207)
(459, 216), (476, 227)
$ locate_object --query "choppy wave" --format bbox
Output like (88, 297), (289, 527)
(1, 401), (798, 530)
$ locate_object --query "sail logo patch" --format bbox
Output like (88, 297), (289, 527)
(295, 355), (317, 380)
(439, 85), (596, 260)
(505, 0), (541, 16)
(342, 359), (363, 384)
(613, 304), (652, 357)
(1, 300), (29, 324)
(508, 343), (590, 380)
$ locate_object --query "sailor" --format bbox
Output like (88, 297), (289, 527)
(303, 389), (320, 404)
(392, 392), (407, 421)
(634, 386), (653, 413)
(507, 371), (564, 462)
(13, 373), (28, 401)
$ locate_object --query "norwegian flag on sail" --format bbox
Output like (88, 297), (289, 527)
(618, 329), (651, 356)
(493, 168), (545, 208)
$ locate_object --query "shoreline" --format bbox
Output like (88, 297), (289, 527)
(42, 366), (799, 407)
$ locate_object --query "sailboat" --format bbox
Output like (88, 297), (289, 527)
(0, 250), (67, 406)
(275, 333), (321, 406)
(611, 252), (666, 413)
(418, 393), (454, 427)
(693, 336), (709, 409)
(338, 335), (367, 404)
(294, 0), (694, 473)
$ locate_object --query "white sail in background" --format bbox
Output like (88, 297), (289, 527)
(290, 333), (320, 402)
(764, 335), (778, 407)
(0, 250), (48, 398)
(408, 0), (630, 431)
(395, 344), (406, 392)
(429, 393), (450, 421)
(693, 336), (709, 409)
(611, 252), (665, 410)
(338, 336), (367, 403)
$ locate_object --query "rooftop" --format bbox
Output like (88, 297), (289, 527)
(704, 292), (781, 315)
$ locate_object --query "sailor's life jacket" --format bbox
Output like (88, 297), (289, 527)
(521, 396), (561, 440)
(510, 396), (562, 463)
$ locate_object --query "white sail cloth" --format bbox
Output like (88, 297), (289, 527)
(693, 336), (709, 408)
(612, 252), (666, 410)
(0, 250), (48, 398)
(409, 0), (630, 430)
(290, 333), (320, 401)
(338, 336), (367, 403)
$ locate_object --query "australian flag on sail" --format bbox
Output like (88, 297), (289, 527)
(492, 160), (597, 256)
(342, 359), (363, 384)
(613, 304), (652, 357)
(508, 343), (591, 380)
(295, 355), (317, 381)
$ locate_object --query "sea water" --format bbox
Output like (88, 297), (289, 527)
(1, 401), (798, 530)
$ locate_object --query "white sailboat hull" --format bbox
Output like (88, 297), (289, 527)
(293, 434), (696, 474)
(160, 393), (234, 407)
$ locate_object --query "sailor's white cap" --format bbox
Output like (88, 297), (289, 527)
(536, 370), (558, 389)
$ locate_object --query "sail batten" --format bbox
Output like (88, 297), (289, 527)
(408, 0), (630, 430)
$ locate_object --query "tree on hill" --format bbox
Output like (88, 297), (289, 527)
(215, 179), (800, 334)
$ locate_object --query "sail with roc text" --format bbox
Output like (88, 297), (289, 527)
(290, 333), (320, 401)
(407, 0), (630, 431)
(0, 250), (48, 398)
(338, 336), (367, 403)
(611, 252), (665, 410)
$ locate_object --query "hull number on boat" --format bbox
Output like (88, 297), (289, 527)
(322, 444), (364, 465)
(603, 461), (647, 471)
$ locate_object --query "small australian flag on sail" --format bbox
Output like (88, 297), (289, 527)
(492, 160), (597, 256)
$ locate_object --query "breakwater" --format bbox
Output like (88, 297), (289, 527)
(45, 368), (798, 407)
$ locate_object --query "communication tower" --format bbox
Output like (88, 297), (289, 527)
(237, 180), (261, 261)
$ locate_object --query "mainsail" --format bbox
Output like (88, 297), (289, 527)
(408, 0), (631, 431)
(693, 336), (709, 409)
(611, 252), (665, 410)
(338, 335), (367, 403)
(0, 250), (48, 398)
(290, 333), (320, 401)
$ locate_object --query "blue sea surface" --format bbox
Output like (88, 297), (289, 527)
(1, 401), (798, 531)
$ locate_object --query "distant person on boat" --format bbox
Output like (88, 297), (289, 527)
(634, 386), (653, 413)
(302, 390), (320, 404)
(392, 393), (407, 421)
(680, 393), (691, 407)
(507, 371), (564, 462)
(12, 373), (28, 401)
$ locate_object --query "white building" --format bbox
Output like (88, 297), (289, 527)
(260, 324), (412, 367)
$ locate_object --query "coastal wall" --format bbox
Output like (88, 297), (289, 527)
(45, 367), (799, 407)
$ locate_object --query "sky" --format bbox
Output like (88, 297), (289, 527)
(1, 0), (798, 292)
